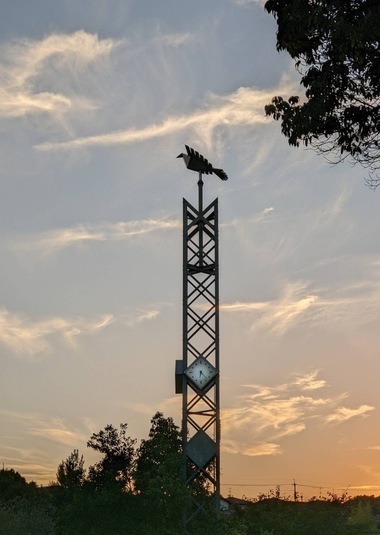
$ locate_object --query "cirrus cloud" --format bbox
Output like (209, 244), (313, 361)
(221, 267), (380, 336)
(0, 304), (164, 358)
(0, 308), (115, 356)
(221, 280), (318, 335)
(34, 84), (294, 152)
(222, 370), (374, 457)
(326, 405), (375, 424)
(14, 218), (181, 253)
(0, 31), (120, 118)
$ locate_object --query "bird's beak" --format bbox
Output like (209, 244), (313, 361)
(176, 154), (183, 158)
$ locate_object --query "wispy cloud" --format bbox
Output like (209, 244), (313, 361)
(221, 280), (318, 335)
(75, 211), (276, 301)
(293, 370), (327, 391)
(223, 207), (275, 229)
(88, 314), (115, 332)
(0, 31), (119, 118)
(326, 405), (374, 424)
(0, 410), (90, 448)
(0, 305), (163, 357)
(0, 410), (94, 481)
(0, 309), (78, 355)
(16, 219), (180, 253)
(221, 269), (380, 335)
(153, 32), (194, 47)
(125, 308), (160, 327)
(0, 308), (114, 357)
(30, 420), (88, 446)
(0, 452), (56, 482)
(0, 30), (295, 154)
(35, 84), (292, 152)
(223, 439), (282, 457)
(222, 371), (374, 457)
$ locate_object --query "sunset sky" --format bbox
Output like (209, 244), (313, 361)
(1, 0), (380, 500)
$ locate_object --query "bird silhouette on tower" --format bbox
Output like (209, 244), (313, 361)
(177, 145), (228, 181)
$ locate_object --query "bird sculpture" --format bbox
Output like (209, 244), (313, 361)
(177, 145), (228, 181)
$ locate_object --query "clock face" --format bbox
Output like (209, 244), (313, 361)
(184, 357), (217, 390)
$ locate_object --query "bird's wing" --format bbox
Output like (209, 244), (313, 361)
(185, 145), (211, 168)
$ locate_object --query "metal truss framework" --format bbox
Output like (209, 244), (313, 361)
(182, 175), (220, 530)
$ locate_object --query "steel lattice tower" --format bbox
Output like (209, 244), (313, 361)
(175, 146), (227, 533)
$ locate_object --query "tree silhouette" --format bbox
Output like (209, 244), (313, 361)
(134, 412), (189, 533)
(87, 423), (136, 491)
(57, 449), (85, 490)
(264, 0), (380, 186)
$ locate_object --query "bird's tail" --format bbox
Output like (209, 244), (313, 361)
(213, 168), (228, 181)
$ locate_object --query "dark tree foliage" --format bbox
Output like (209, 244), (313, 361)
(56, 449), (85, 490)
(0, 498), (56, 535)
(55, 486), (138, 535)
(6, 453), (380, 534)
(134, 412), (188, 534)
(264, 0), (380, 186)
(134, 412), (182, 493)
(0, 468), (37, 501)
(87, 423), (136, 491)
(0, 470), (54, 533)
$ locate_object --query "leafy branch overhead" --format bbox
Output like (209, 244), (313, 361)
(264, 0), (380, 186)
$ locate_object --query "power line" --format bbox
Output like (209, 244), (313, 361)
(221, 482), (380, 492)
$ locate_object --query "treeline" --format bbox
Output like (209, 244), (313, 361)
(0, 412), (218, 535)
(1, 411), (380, 534)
